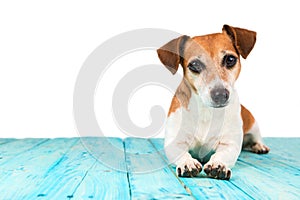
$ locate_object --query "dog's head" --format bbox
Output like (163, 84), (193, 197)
(157, 25), (256, 108)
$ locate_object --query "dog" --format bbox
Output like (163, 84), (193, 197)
(157, 24), (270, 180)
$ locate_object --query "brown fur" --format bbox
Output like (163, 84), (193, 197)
(168, 79), (192, 116)
(168, 96), (180, 117)
(241, 105), (255, 133)
(222, 25), (256, 59)
(157, 35), (190, 75)
(158, 25), (257, 117)
(183, 33), (241, 83)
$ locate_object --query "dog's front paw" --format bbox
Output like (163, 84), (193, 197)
(204, 162), (231, 180)
(176, 158), (202, 177)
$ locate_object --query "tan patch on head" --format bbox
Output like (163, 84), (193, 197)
(241, 104), (255, 134)
(192, 33), (236, 58)
(181, 33), (242, 86)
(195, 33), (240, 80)
(171, 33), (241, 108)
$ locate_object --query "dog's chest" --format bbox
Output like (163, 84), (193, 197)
(183, 94), (226, 135)
(180, 94), (235, 155)
(165, 90), (242, 160)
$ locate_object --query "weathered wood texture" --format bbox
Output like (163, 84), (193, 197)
(0, 137), (299, 199)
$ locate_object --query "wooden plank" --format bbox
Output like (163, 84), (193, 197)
(0, 138), (49, 167)
(80, 137), (127, 171)
(124, 137), (193, 200)
(72, 165), (130, 199)
(231, 158), (300, 199)
(150, 138), (300, 199)
(0, 138), (77, 199)
(29, 137), (129, 199)
(263, 138), (300, 168)
(149, 139), (252, 200)
(0, 137), (130, 199)
(238, 152), (300, 188)
(232, 138), (300, 199)
(0, 137), (298, 199)
(0, 138), (17, 145)
(71, 137), (130, 199)
(264, 137), (299, 153)
(0, 138), (18, 161)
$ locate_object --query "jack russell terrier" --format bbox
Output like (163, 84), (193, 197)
(157, 24), (270, 180)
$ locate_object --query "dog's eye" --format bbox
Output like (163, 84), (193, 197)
(188, 59), (206, 73)
(222, 55), (237, 69)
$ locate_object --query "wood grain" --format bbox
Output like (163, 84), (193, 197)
(124, 137), (193, 199)
(0, 137), (299, 199)
(0, 138), (75, 199)
(71, 137), (130, 199)
(150, 139), (253, 200)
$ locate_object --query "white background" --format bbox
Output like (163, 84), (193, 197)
(0, 0), (299, 138)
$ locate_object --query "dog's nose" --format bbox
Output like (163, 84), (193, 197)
(210, 87), (229, 105)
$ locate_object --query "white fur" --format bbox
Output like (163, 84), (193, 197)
(164, 88), (243, 169)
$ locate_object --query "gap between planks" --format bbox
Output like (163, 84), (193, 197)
(1, 138), (299, 199)
(147, 138), (253, 200)
(147, 139), (196, 197)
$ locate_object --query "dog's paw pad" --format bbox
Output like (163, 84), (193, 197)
(251, 143), (270, 154)
(176, 158), (202, 177)
(204, 162), (231, 180)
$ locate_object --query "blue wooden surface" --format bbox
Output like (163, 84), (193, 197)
(0, 138), (299, 199)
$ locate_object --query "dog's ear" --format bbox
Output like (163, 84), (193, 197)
(223, 25), (256, 59)
(157, 35), (190, 74)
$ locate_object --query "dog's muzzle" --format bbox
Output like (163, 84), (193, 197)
(210, 87), (229, 107)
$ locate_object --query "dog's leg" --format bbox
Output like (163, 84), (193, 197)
(203, 105), (244, 180)
(165, 134), (202, 178)
(241, 105), (270, 154)
(242, 122), (270, 154)
(174, 152), (202, 177)
(164, 107), (202, 177)
(203, 139), (241, 180)
(165, 136), (202, 177)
